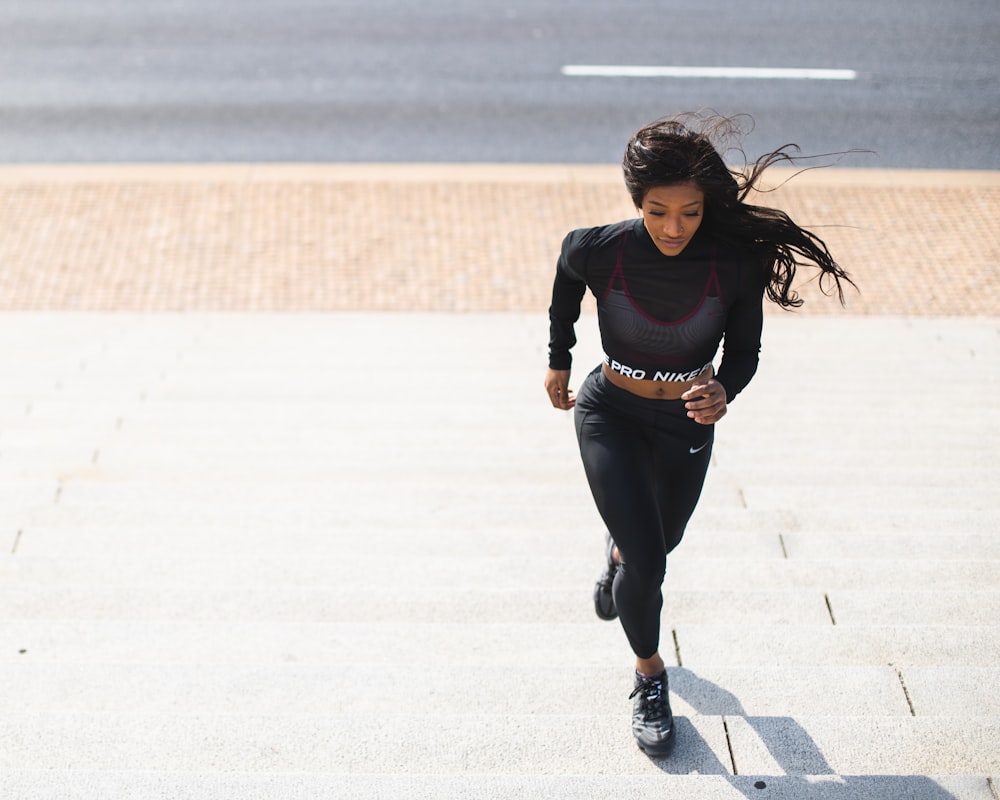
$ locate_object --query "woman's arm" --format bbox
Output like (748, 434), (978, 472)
(546, 245), (588, 408)
(548, 254), (587, 371)
(713, 265), (766, 403)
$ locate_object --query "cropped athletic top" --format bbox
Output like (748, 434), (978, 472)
(548, 218), (766, 401)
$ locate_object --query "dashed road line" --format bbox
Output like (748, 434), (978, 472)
(562, 65), (857, 80)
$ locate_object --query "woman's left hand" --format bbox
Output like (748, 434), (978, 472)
(682, 378), (728, 425)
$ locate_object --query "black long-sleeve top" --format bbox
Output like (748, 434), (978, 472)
(547, 218), (767, 402)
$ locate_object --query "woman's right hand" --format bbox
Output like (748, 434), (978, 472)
(544, 368), (575, 410)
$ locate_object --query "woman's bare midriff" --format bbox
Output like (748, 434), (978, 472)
(601, 363), (713, 400)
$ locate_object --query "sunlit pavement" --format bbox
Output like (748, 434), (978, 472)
(1, 166), (998, 799)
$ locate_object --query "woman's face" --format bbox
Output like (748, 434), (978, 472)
(640, 182), (705, 257)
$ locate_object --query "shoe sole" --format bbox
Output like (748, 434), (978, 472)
(593, 583), (618, 621)
(635, 724), (676, 757)
(593, 533), (619, 620)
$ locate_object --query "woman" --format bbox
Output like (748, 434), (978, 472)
(543, 113), (853, 756)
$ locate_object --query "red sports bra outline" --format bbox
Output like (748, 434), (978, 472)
(597, 227), (727, 380)
(602, 228), (725, 320)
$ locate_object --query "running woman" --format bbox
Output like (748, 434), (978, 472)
(544, 113), (854, 756)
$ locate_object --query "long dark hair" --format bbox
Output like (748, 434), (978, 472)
(622, 113), (856, 308)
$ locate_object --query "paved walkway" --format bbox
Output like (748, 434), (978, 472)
(0, 166), (998, 799)
(1, 165), (998, 314)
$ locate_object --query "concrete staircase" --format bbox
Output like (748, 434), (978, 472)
(1, 312), (998, 799)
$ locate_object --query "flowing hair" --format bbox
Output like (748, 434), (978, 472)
(622, 113), (857, 308)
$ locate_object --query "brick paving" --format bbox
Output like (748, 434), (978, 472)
(1, 164), (997, 315)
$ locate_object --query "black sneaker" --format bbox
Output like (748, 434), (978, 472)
(593, 532), (618, 620)
(629, 671), (676, 756)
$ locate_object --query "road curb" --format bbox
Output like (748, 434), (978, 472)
(0, 164), (998, 187)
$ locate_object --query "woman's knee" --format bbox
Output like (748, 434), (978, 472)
(617, 557), (666, 593)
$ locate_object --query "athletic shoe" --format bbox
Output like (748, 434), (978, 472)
(629, 670), (676, 756)
(593, 532), (618, 620)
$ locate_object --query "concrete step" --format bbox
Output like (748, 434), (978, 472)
(11, 511), (1000, 556)
(7, 524), (786, 559)
(780, 530), (1000, 560)
(4, 554), (999, 592)
(0, 584), (837, 625)
(1, 712), (996, 775)
(8, 659), (993, 728)
(5, 444), (996, 490)
(2, 770), (991, 800)
(674, 624), (1000, 667)
(6, 620), (1000, 669)
(0, 620), (627, 667)
(0, 663), (926, 718)
(11, 484), (994, 531)
(5, 583), (1000, 631)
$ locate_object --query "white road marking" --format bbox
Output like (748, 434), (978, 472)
(561, 65), (857, 80)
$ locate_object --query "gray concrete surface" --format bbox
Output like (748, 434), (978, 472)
(1, 310), (998, 799)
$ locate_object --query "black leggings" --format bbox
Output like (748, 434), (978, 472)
(574, 365), (713, 659)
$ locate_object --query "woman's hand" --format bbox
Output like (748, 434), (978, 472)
(682, 378), (727, 425)
(544, 369), (576, 410)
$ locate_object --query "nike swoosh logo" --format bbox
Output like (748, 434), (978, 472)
(689, 441), (709, 454)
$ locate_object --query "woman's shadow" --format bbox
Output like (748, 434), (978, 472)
(649, 667), (960, 799)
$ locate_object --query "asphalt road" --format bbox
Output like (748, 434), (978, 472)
(0, 0), (997, 167)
